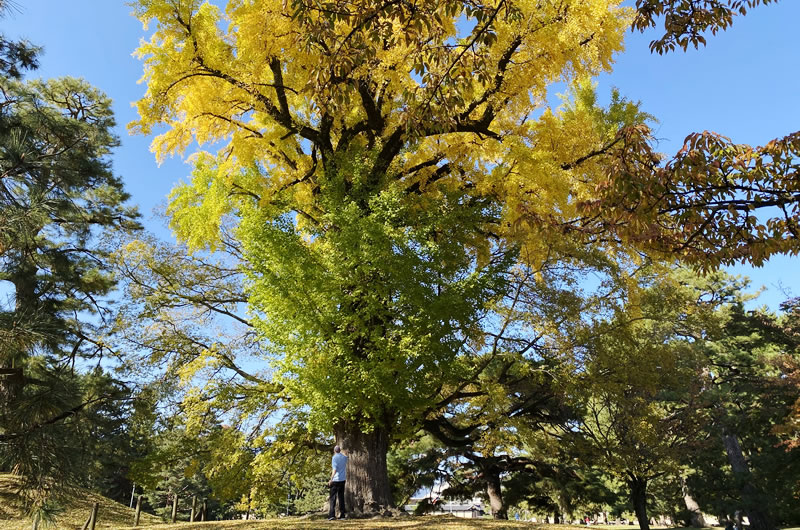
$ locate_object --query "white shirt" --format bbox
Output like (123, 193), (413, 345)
(331, 452), (348, 482)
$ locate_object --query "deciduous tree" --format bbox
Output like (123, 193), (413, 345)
(130, 0), (631, 511)
(562, 268), (725, 530)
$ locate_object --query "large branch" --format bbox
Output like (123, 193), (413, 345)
(457, 35), (522, 123)
(173, 11), (322, 146)
(0, 393), (126, 442)
(422, 416), (480, 447)
(356, 79), (385, 133)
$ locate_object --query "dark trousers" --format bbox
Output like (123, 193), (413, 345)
(328, 481), (346, 518)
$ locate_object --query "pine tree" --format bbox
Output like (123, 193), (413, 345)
(0, 13), (140, 509)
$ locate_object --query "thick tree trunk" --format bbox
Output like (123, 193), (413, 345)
(485, 468), (507, 519)
(334, 420), (392, 515)
(681, 476), (706, 527)
(628, 476), (650, 530)
(721, 432), (774, 530)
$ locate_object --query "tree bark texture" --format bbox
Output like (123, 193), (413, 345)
(681, 476), (706, 528)
(628, 476), (650, 530)
(721, 432), (774, 530)
(334, 420), (392, 514)
(485, 468), (507, 519)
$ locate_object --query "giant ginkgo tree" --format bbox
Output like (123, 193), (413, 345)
(130, 0), (633, 511)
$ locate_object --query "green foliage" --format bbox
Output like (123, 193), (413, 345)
(0, 16), (140, 514)
(290, 469), (329, 515)
(771, 297), (800, 450)
(238, 150), (516, 433)
(388, 435), (447, 507)
(550, 267), (739, 526)
(0, 1), (39, 78)
(130, 424), (245, 521)
(686, 301), (800, 524)
(0, 367), (143, 508)
(0, 75), (140, 365)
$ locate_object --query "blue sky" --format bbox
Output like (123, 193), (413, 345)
(5, 0), (800, 310)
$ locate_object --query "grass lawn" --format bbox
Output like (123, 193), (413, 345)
(103, 519), (607, 530)
(3, 476), (798, 530)
(0, 474), (162, 530)
(2, 473), (563, 529)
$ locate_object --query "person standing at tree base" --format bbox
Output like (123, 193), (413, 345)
(328, 445), (348, 520)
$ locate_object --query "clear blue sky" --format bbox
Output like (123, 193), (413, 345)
(6, 0), (800, 310)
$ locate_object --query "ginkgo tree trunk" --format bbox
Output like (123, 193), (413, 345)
(130, 0), (630, 511)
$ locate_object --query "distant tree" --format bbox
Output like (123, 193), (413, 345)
(770, 297), (800, 451)
(290, 468), (330, 515)
(132, 425), (219, 521)
(686, 300), (799, 528)
(562, 268), (731, 530)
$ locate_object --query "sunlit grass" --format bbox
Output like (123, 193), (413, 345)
(107, 519), (583, 529)
(0, 474), (162, 530)
(2, 476), (797, 530)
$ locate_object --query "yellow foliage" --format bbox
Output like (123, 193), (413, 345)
(131, 0), (632, 262)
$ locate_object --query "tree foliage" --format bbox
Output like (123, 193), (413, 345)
(770, 297), (800, 451)
(0, 16), (140, 512)
(130, 0), (633, 510)
(687, 299), (800, 525)
(560, 268), (724, 529)
(573, 127), (800, 269)
(633, 0), (779, 54)
(0, 1), (39, 79)
(557, 1), (800, 270)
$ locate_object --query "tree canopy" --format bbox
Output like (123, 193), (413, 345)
(1, 0), (799, 526)
(129, 0), (635, 512)
(0, 14), (141, 513)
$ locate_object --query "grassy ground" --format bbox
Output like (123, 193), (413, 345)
(2, 472), (552, 529)
(115, 522), (800, 530)
(0, 474), (162, 530)
(2, 476), (798, 530)
(105, 519), (592, 530)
